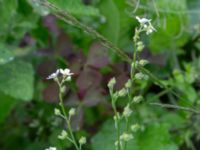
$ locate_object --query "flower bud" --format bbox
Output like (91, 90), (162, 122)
(69, 108), (76, 116)
(135, 73), (148, 80)
(133, 96), (143, 103)
(79, 136), (86, 145)
(108, 77), (116, 89)
(131, 124), (140, 132)
(126, 79), (132, 88)
(137, 45), (144, 52)
(123, 105), (132, 118)
(139, 59), (149, 66)
(120, 133), (133, 142)
(54, 108), (61, 116)
(65, 76), (72, 81)
(61, 86), (66, 93)
(58, 130), (68, 140)
(131, 61), (138, 68)
(118, 88), (127, 97)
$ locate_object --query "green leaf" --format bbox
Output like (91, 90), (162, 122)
(0, 43), (14, 65)
(0, 0), (18, 37)
(0, 0), (39, 41)
(28, 0), (49, 16)
(98, 0), (120, 45)
(92, 120), (178, 150)
(0, 92), (17, 123)
(0, 60), (34, 101)
(98, 0), (134, 61)
(48, 0), (99, 16)
(149, 0), (189, 53)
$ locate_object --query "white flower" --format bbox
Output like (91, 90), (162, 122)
(136, 16), (151, 24)
(135, 16), (156, 35)
(60, 68), (74, 76)
(45, 147), (56, 150)
(46, 69), (60, 80)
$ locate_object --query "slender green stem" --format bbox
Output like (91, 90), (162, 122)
(123, 90), (132, 150)
(79, 144), (82, 150)
(58, 85), (80, 150)
(111, 99), (121, 150)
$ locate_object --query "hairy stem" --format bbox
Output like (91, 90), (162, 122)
(149, 102), (200, 114)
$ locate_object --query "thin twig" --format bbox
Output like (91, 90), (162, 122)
(149, 102), (200, 114)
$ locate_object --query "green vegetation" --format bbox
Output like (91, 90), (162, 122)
(0, 0), (200, 150)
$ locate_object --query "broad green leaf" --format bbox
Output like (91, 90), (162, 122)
(92, 120), (178, 150)
(149, 0), (189, 53)
(48, 0), (99, 16)
(0, 44), (14, 65)
(98, 0), (134, 61)
(0, 0), (18, 37)
(0, 0), (39, 41)
(98, 0), (120, 45)
(0, 92), (17, 123)
(0, 60), (34, 101)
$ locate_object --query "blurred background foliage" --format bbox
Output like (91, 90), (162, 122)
(0, 0), (200, 149)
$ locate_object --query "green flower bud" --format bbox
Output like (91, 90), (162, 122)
(131, 124), (140, 132)
(139, 59), (149, 66)
(65, 76), (72, 81)
(108, 77), (116, 89)
(58, 130), (68, 140)
(120, 133), (133, 142)
(125, 79), (132, 89)
(69, 108), (76, 116)
(118, 88), (127, 97)
(54, 108), (61, 116)
(131, 61), (139, 69)
(137, 45), (144, 52)
(123, 105), (132, 118)
(79, 136), (86, 145)
(133, 96), (143, 103)
(61, 86), (66, 93)
(135, 73), (148, 80)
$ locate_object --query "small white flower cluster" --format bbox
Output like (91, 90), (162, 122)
(47, 68), (74, 80)
(136, 16), (156, 35)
